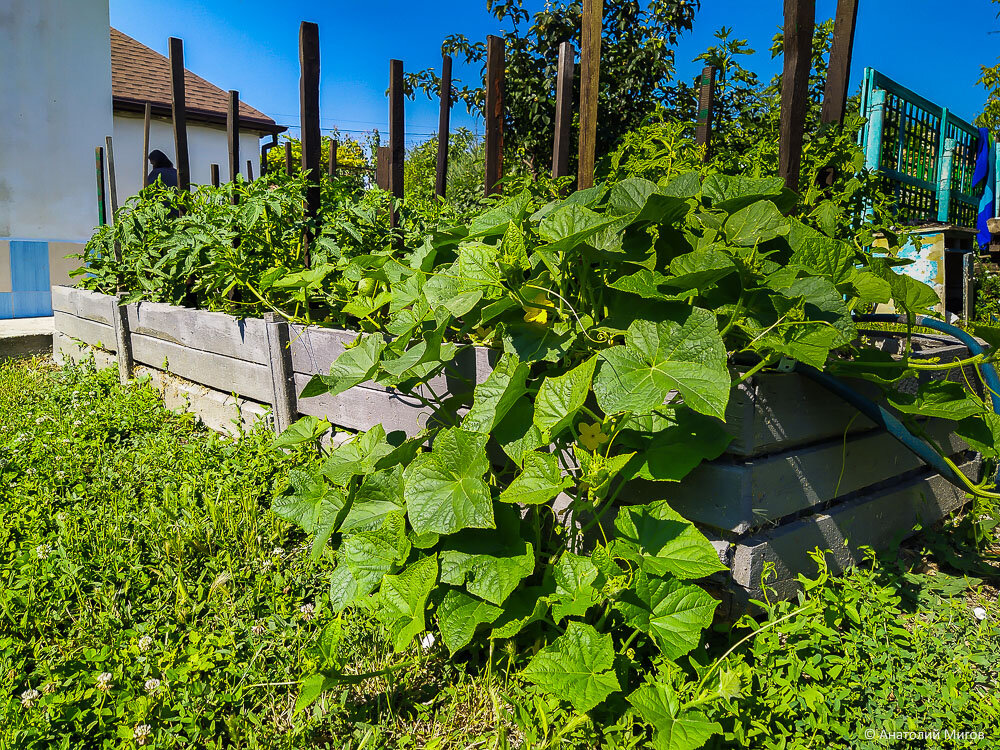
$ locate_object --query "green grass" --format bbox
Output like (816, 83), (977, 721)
(3, 357), (1000, 749)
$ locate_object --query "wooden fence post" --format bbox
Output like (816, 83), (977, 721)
(552, 41), (574, 181)
(436, 54), (453, 199)
(141, 101), (151, 188)
(227, 90), (240, 204)
(300, 21), (321, 267)
(247, 160), (254, 181)
(168, 37), (190, 192)
(485, 36), (505, 196)
(329, 139), (338, 178)
(103, 135), (135, 383)
(578, 0), (602, 190)
(285, 141), (294, 175)
(695, 65), (716, 159)
(778, 0), (815, 192)
(389, 59), (405, 228)
(938, 137), (956, 223)
(210, 164), (220, 187)
(95, 146), (107, 227)
(376, 146), (391, 190)
(264, 313), (296, 433)
(821, 0), (859, 124)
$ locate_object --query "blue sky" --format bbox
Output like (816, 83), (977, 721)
(109, 0), (1000, 145)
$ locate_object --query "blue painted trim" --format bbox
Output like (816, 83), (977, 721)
(11, 291), (52, 318)
(10, 241), (50, 292)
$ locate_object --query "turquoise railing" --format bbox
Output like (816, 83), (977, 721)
(859, 67), (983, 227)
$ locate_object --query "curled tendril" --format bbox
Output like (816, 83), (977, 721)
(523, 284), (612, 345)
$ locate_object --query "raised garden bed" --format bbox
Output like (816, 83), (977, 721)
(51, 284), (981, 612)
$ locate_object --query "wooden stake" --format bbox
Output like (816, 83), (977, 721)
(820, 0), (859, 124)
(695, 65), (716, 159)
(95, 146), (107, 227)
(247, 160), (254, 181)
(105, 136), (120, 220)
(285, 141), (293, 175)
(103, 136), (135, 382)
(577, 0), (602, 190)
(227, 89), (240, 201)
(210, 164), (221, 187)
(552, 41), (574, 181)
(141, 101), (151, 188)
(436, 54), (453, 199)
(329, 139), (338, 178)
(484, 36), (504, 196)
(299, 20), (321, 259)
(168, 37), (190, 191)
(389, 59), (405, 227)
(778, 0), (815, 192)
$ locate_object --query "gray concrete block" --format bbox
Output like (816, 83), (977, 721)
(52, 311), (117, 352)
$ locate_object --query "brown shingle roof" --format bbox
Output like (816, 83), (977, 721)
(110, 28), (283, 134)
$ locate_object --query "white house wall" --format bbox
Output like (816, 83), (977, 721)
(113, 114), (263, 202)
(0, 0), (113, 242)
(0, 0), (113, 318)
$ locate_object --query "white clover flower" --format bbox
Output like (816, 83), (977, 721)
(134, 723), (152, 745)
(137, 635), (153, 652)
(299, 603), (315, 621)
(973, 606), (988, 621)
(56, 512), (68, 523)
(96, 672), (113, 692)
(251, 623), (266, 636)
(20, 688), (41, 708)
(35, 544), (52, 560)
(271, 547), (285, 558)
(144, 678), (161, 694)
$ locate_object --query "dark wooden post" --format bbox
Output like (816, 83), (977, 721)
(484, 36), (505, 196)
(778, 0), (815, 192)
(210, 164), (221, 187)
(285, 141), (294, 175)
(436, 54), (453, 199)
(552, 41), (574, 181)
(141, 102), (151, 188)
(299, 20), (321, 263)
(821, 0), (859, 124)
(328, 139), (338, 178)
(578, 0), (602, 190)
(247, 160), (254, 181)
(695, 65), (716, 159)
(376, 146), (391, 190)
(168, 37), (190, 191)
(389, 59), (405, 228)
(95, 146), (107, 227)
(227, 89), (240, 200)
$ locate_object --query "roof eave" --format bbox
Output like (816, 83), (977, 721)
(112, 97), (287, 136)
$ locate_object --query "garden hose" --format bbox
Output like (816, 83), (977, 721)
(790, 313), (1000, 496)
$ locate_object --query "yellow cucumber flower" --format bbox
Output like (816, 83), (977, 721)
(578, 421), (609, 452)
(522, 291), (551, 325)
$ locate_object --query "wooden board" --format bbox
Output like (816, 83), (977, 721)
(53, 310), (116, 352)
(52, 286), (115, 326)
(666, 419), (967, 534)
(129, 332), (272, 403)
(726, 456), (980, 596)
(127, 301), (269, 364)
(293, 372), (437, 435)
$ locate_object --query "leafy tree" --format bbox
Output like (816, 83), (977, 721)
(405, 0), (699, 177)
(265, 132), (371, 190)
